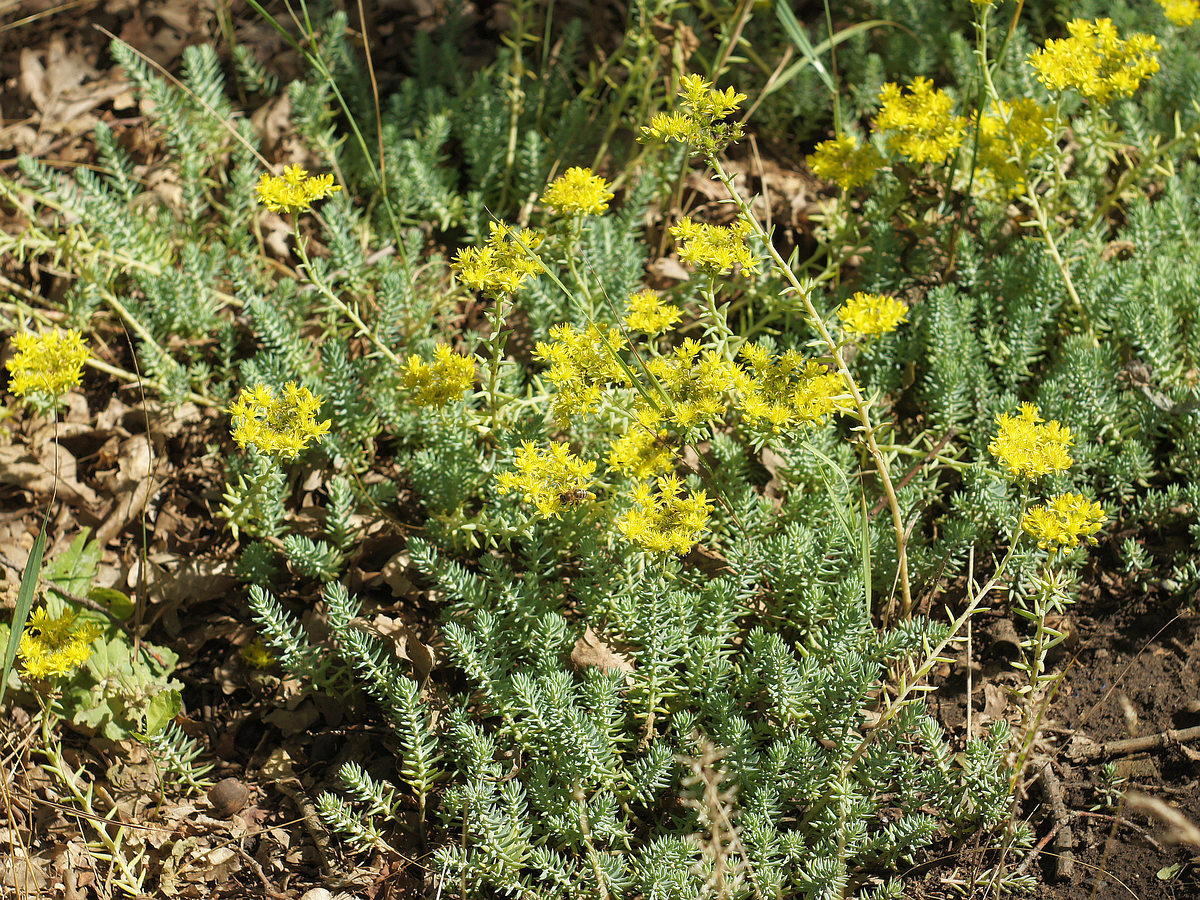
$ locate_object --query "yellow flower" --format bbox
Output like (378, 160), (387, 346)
(641, 74), (747, 157)
(736, 344), (846, 431)
(1159, 0), (1200, 26)
(608, 422), (676, 479)
(617, 474), (712, 555)
(495, 441), (597, 519)
(988, 403), (1074, 482)
(7, 328), (88, 403)
(453, 222), (545, 295)
(807, 135), (885, 190)
(642, 338), (739, 431)
(402, 345), (476, 407)
(228, 382), (331, 460)
(241, 637), (277, 670)
(1022, 493), (1107, 551)
(541, 167), (614, 216)
(876, 77), (967, 165)
(255, 164), (341, 214)
(969, 98), (1056, 198)
(624, 289), (682, 335)
(1029, 18), (1160, 103)
(837, 292), (909, 337)
(535, 322), (631, 424)
(669, 217), (759, 278)
(18, 607), (102, 679)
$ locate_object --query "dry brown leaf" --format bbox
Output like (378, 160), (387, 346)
(370, 613), (435, 684)
(0, 442), (100, 508)
(571, 627), (634, 674)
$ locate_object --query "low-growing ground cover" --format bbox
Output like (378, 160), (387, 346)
(1, 0), (1200, 897)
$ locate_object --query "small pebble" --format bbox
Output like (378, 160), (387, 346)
(299, 890), (333, 900)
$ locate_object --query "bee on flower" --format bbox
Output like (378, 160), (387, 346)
(19, 607), (103, 680)
(495, 442), (597, 519)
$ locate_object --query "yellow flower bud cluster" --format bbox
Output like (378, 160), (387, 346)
(607, 422), (676, 479)
(806, 135), (886, 191)
(836, 292), (909, 337)
(617, 474), (712, 556)
(1029, 18), (1160, 103)
(988, 402), (1074, 482)
(1159, 0), (1200, 26)
(642, 338), (740, 431)
(535, 323), (632, 424)
(642, 74), (747, 157)
(736, 344), (846, 432)
(228, 381), (331, 460)
(453, 222), (545, 296)
(989, 404), (1107, 553)
(255, 164), (341, 214)
(19, 607), (102, 679)
(402, 345), (476, 408)
(540, 167), (614, 217)
(6, 328), (89, 405)
(1021, 493), (1108, 552)
(669, 217), (759, 278)
(495, 441), (596, 519)
(970, 98), (1056, 198)
(624, 289), (682, 335)
(875, 77), (968, 165)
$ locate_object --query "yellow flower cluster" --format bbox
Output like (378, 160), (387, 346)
(642, 74), (747, 156)
(837, 292), (909, 337)
(495, 441), (596, 519)
(806, 135), (885, 190)
(255, 164), (341, 214)
(540, 167), (614, 216)
(228, 382), (331, 460)
(1159, 0), (1200, 26)
(669, 217), (759, 278)
(988, 402), (1074, 481)
(624, 288), (682, 335)
(642, 338), (739, 431)
(608, 421), (676, 479)
(876, 77), (967, 165)
(971, 98), (1056, 198)
(1021, 493), (1107, 551)
(453, 222), (545, 296)
(19, 607), (102, 679)
(535, 322), (631, 424)
(1029, 18), (1160, 103)
(7, 328), (89, 403)
(618, 474), (712, 555)
(241, 637), (278, 670)
(402, 344), (476, 408)
(736, 344), (845, 431)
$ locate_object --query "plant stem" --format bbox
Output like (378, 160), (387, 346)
(293, 235), (404, 368)
(709, 157), (913, 617)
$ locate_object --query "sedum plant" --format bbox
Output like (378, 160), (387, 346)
(8, 0), (1200, 894)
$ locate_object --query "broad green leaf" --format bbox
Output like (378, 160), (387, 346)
(89, 586), (135, 621)
(143, 689), (182, 738)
